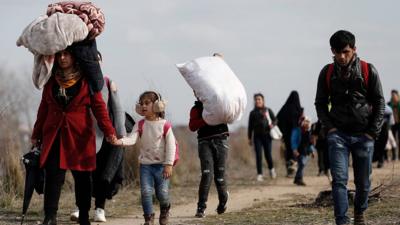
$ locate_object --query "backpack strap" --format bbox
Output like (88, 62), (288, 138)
(325, 63), (334, 93)
(325, 60), (369, 93)
(360, 60), (369, 88)
(163, 121), (172, 138)
(138, 119), (145, 137)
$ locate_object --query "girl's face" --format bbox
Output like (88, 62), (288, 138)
(56, 50), (75, 70)
(139, 97), (156, 118)
(254, 96), (264, 108)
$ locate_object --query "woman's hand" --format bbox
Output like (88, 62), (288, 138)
(106, 135), (119, 145)
(163, 165), (173, 179)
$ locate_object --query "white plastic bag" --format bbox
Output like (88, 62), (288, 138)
(177, 56), (247, 125)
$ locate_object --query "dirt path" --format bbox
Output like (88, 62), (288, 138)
(103, 162), (399, 225)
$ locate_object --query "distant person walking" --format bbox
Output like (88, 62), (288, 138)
(248, 93), (277, 181)
(277, 91), (303, 177)
(315, 30), (385, 225)
(388, 89), (400, 160)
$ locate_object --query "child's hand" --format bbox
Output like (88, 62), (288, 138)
(163, 165), (173, 179)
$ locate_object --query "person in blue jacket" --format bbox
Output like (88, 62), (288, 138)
(291, 116), (315, 186)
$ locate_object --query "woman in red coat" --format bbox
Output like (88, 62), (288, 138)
(31, 49), (116, 225)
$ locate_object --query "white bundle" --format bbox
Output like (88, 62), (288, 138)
(16, 13), (88, 55)
(177, 56), (247, 125)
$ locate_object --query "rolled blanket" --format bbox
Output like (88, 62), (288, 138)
(16, 13), (88, 55)
(47, 1), (105, 40)
(68, 39), (104, 92)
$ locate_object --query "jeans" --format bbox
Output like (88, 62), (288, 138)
(253, 135), (274, 174)
(140, 164), (170, 215)
(295, 155), (309, 181)
(197, 135), (229, 209)
(327, 130), (374, 225)
(44, 136), (92, 223)
(391, 123), (400, 159)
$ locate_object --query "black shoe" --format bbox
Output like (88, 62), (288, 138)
(195, 207), (206, 218)
(42, 215), (57, 225)
(294, 179), (306, 186)
(216, 191), (229, 214)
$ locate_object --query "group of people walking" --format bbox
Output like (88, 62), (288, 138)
(30, 29), (393, 225)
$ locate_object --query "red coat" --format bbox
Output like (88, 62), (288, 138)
(31, 77), (116, 171)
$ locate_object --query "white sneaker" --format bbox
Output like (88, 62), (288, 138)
(94, 208), (107, 222)
(270, 168), (277, 179)
(256, 174), (264, 182)
(70, 208), (79, 221)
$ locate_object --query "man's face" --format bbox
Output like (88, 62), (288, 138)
(332, 45), (356, 67)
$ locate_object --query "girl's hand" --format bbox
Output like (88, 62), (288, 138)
(163, 165), (173, 179)
(293, 150), (300, 159)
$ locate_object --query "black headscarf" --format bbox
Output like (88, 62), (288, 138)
(277, 91), (303, 136)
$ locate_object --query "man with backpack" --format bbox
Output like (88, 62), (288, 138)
(315, 30), (385, 225)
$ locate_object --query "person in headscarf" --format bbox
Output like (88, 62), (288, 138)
(31, 48), (117, 225)
(277, 90), (304, 177)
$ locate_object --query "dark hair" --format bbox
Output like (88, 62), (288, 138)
(391, 89), (399, 95)
(253, 93), (264, 100)
(330, 30), (355, 51)
(139, 91), (165, 119)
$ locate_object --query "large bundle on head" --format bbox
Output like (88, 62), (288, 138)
(17, 1), (106, 91)
(47, 1), (105, 40)
(177, 56), (247, 125)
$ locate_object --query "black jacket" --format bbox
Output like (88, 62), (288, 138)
(248, 107), (276, 139)
(315, 57), (385, 138)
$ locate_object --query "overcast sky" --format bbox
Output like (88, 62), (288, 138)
(1, 0), (399, 127)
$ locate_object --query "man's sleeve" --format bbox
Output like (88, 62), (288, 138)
(366, 64), (385, 138)
(315, 65), (334, 132)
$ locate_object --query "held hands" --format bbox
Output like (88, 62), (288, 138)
(31, 139), (40, 150)
(106, 135), (122, 146)
(163, 165), (173, 179)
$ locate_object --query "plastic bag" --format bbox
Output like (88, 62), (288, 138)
(177, 56), (247, 125)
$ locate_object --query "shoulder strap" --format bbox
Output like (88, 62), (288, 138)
(163, 121), (172, 138)
(325, 63), (334, 92)
(360, 60), (369, 88)
(138, 119), (145, 137)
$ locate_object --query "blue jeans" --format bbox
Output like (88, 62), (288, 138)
(295, 155), (309, 181)
(327, 131), (374, 225)
(253, 135), (274, 174)
(140, 164), (170, 215)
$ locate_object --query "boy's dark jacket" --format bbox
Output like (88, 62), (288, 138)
(189, 101), (228, 139)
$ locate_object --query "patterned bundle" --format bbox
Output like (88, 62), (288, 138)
(47, 1), (105, 40)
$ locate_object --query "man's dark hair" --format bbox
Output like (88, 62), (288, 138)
(330, 30), (356, 51)
(392, 89), (399, 95)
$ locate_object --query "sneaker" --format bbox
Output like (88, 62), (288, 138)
(269, 168), (277, 179)
(216, 191), (229, 214)
(195, 207), (206, 218)
(70, 208), (79, 221)
(256, 174), (264, 182)
(94, 208), (106, 222)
